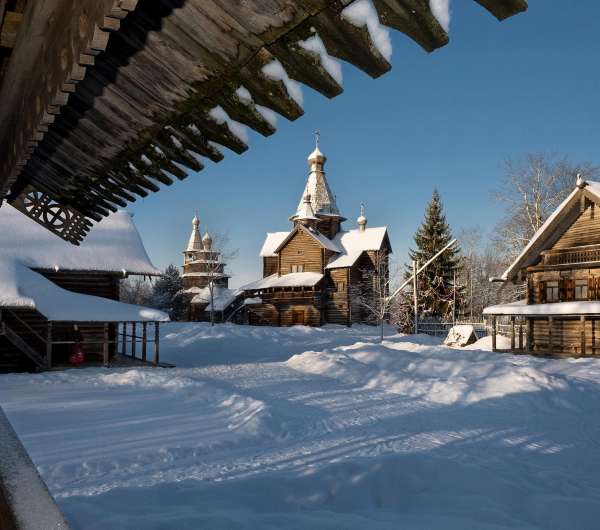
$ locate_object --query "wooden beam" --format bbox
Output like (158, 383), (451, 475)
(0, 11), (22, 48)
(131, 322), (136, 359)
(491, 315), (497, 351)
(142, 322), (147, 361)
(154, 322), (160, 365)
(527, 318), (533, 352)
(122, 322), (127, 355)
(103, 322), (109, 365)
(548, 316), (554, 354)
(46, 322), (52, 370)
(473, 0), (527, 21)
(581, 315), (586, 356)
(510, 316), (515, 350)
(518, 316), (524, 351)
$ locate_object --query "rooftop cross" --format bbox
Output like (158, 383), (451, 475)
(315, 130), (320, 148)
(361, 202), (364, 216)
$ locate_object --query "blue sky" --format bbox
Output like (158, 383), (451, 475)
(128, 0), (600, 288)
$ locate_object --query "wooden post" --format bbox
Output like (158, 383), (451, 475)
(142, 322), (147, 361)
(581, 315), (586, 356)
(122, 322), (127, 355)
(46, 322), (52, 370)
(413, 260), (418, 334)
(491, 315), (497, 351)
(527, 318), (533, 352)
(510, 316), (515, 350)
(548, 316), (553, 354)
(154, 322), (160, 366)
(518, 316), (524, 351)
(103, 322), (109, 365)
(131, 322), (136, 359)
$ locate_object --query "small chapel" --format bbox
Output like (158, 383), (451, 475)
(182, 214), (238, 322)
(241, 134), (392, 327)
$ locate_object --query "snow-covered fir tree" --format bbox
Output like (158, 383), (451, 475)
(406, 188), (461, 316)
(148, 263), (187, 320)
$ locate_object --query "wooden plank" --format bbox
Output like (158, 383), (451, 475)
(154, 322), (159, 365)
(491, 315), (497, 351)
(46, 322), (52, 369)
(0, 11), (22, 48)
(473, 0), (527, 21)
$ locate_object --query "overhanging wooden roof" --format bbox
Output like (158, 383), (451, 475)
(0, 0), (527, 244)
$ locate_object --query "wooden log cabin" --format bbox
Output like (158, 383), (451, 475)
(0, 0), (526, 245)
(0, 202), (168, 372)
(241, 138), (391, 327)
(485, 177), (600, 356)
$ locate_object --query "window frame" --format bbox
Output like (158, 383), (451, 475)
(574, 279), (588, 300)
(546, 280), (560, 302)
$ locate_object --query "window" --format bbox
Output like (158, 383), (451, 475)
(546, 281), (560, 301)
(337, 282), (345, 292)
(291, 264), (305, 273)
(575, 279), (588, 300)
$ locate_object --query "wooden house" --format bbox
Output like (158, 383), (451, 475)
(0, 203), (168, 372)
(485, 177), (600, 356)
(241, 139), (391, 327)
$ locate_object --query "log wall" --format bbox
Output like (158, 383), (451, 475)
(263, 257), (278, 277)
(325, 268), (350, 326)
(531, 317), (600, 354)
(35, 270), (120, 300)
(279, 230), (325, 275)
(552, 202), (600, 249)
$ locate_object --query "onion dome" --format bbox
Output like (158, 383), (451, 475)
(576, 173), (587, 189)
(186, 211), (201, 251)
(202, 225), (213, 250)
(358, 202), (367, 232)
(307, 146), (326, 166)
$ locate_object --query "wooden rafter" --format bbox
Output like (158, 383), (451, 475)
(0, 0), (528, 244)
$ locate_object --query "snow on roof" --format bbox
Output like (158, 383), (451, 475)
(191, 286), (240, 311)
(444, 325), (477, 347)
(260, 232), (289, 257)
(0, 202), (162, 276)
(0, 259), (168, 321)
(484, 299), (600, 316)
(182, 272), (230, 278)
(326, 227), (389, 269)
(271, 225), (341, 255)
(241, 272), (324, 291)
(500, 181), (600, 282)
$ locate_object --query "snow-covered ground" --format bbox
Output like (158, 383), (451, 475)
(2, 324), (600, 529)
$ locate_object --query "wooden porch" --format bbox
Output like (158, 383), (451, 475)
(488, 314), (600, 357)
(0, 309), (172, 372)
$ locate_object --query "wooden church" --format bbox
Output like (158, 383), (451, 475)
(485, 176), (600, 356)
(241, 136), (391, 327)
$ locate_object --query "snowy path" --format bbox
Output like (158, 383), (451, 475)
(1, 324), (600, 529)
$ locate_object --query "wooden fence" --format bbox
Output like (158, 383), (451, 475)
(417, 316), (512, 339)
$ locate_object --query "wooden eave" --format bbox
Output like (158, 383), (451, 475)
(0, 0), (527, 244)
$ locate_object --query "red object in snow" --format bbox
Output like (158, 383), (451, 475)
(70, 346), (84, 365)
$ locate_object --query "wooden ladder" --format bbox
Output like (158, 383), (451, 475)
(0, 322), (46, 368)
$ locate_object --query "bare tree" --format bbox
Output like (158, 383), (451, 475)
(490, 151), (599, 259)
(458, 224), (485, 318)
(202, 230), (238, 326)
(350, 248), (399, 342)
(120, 277), (153, 306)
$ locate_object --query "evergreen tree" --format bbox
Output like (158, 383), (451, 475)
(406, 188), (461, 316)
(148, 264), (188, 321)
